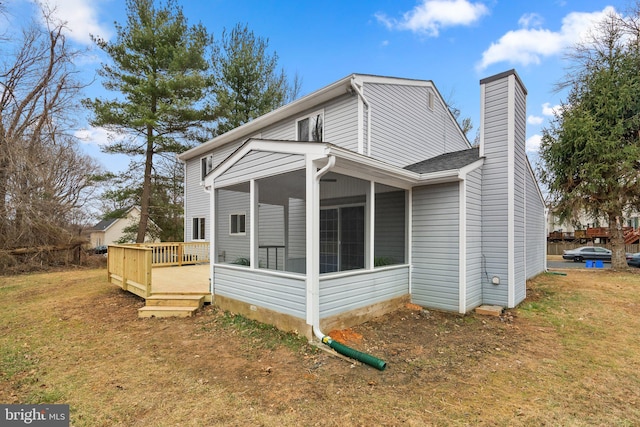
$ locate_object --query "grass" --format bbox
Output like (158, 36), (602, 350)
(1, 267), (639, 426)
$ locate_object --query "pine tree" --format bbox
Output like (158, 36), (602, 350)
(84, 0), (213, 243)
(211, 23), (300, 136)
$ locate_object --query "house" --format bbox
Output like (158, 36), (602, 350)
(89, 206), (160, 248)
(177, 69), (546, 339)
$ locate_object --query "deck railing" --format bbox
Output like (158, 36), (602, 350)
(107, 242), (210, 298)
(127, 242), (210, 267)
(107, 245), (153, 298)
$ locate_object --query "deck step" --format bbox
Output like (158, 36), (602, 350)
(138, 306), (199, 318)
(145, 294), (204, 308)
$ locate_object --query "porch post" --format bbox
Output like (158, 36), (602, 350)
(209, 184), (216, 297)
(250, 179), (258, 270)
(305, 156), (320, 327)
(367, 181), (375, 269)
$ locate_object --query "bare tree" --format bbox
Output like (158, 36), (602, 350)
(0, 4), (99, 259)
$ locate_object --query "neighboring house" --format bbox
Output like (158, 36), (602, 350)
(89, 207), (160, 247)
(178, 70), (546, 339)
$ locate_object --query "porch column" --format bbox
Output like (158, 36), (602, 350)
(250, 179), (258, 269)
(367, 181), (375, 269)
(209, 184), (216, 296)
(305, 157), (320, 327)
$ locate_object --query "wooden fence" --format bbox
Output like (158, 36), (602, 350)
(107, 242), (210, 298)
(547, 242), (640, 255)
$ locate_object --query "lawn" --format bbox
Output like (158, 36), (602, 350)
(1, 267), (639, 426)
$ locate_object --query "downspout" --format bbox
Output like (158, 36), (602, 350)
(311, 155), (387, 371)
(350, 77), (372, 156)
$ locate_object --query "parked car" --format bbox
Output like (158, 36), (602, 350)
(94, 245), (108, 255)
(562, 246), (612, 262)
(627, 252), (640, 267)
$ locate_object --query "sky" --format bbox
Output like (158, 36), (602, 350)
(1, 0), (631, 174)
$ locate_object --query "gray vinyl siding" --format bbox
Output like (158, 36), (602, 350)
(375, 190), (406, 264)
(260, 94), (358, 149)
(216, 189), (250, 264)
(184, 141), (243, 242)
(184, 157), (209, 242)
(513, 80), (527, 305)
(526, 168), (546, 279)
(465, 168), (483, 310)
(324, 94), (359, 151)
(411, 183), (460, 312)
(365, 82), (469, 168)
(214, 266), (306, 318)
(216, 151), (305, 188)
(319, 266), (409, 318)
(481, 77), (509, 306)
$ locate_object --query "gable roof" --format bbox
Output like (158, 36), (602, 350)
(91, 218), (118, 232)
(404, 147), (481, 174)
(178, 73), (467, 162)
(89, 207), (146, 233)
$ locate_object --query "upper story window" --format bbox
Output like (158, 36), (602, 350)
(201, 155), (213, 180)
(297, 111), (324, 142)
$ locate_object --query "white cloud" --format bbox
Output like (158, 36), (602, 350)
(526, 134), (542, 153)
(518, 13), (544, 29)
(528, 115), (544, 125)
(376, 0), (489, 37)
(477, 6), (617, 70)
(542, 102), (563, 116)
(75, 126), (127, 147)
(33, 0), (113, 46)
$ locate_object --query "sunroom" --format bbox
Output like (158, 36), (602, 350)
(205, 138), (456, 338)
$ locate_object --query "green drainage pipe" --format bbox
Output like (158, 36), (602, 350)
(322, 336), (387, 371)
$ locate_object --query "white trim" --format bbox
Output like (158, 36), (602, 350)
(209, 184), (216, 297)
(296, 109), (325, 141)
(250, 180), (257, 270)
(458, 179), (467, 314)
(228, 212), (247, 236)
(407, 188), (413, 296)
(192, 216), (206, 241)
(479, 83), (485, 158)
(306, 156), (319, 326)
(507, 74), (516, 308)
(179, 73), (472, 162)
(368, 181), (375, 269)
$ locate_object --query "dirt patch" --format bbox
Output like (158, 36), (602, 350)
(1, 268), (639, 426)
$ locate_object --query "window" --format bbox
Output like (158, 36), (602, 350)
(297, 111), (323, 141)
(201, 155), (213, 180)
(192, 217), (205, 240)
(230, 213), (246, 235)
(319, 206), (365, 273)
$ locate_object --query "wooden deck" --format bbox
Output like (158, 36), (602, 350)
(107, 243), (211, 318)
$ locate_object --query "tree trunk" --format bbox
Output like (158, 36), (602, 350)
(136, 126), (154, 243)
(609, 214), (627, 269)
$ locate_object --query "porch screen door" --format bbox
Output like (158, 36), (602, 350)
(319, 206), (365, 273)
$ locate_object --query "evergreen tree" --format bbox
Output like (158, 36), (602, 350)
(539, 11), (640, 268)
(84, 0), (212, 243)
(211, 23), (300, 135)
